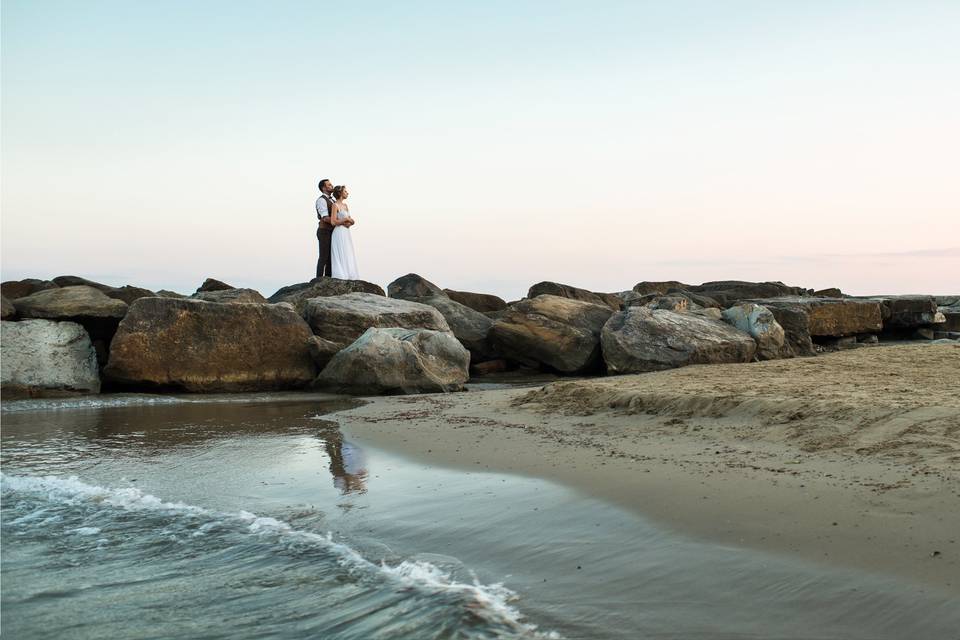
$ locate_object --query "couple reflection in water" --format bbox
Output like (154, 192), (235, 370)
(321, 429), (368, 495)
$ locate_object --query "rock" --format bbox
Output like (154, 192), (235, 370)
(387, 273), (446, 300)
(601, 308), (757, 374)
(632, 281), (690, 296)
(104, 286), (158, 305)
(268, 278), (385, 315)
(13, 286), (128, 320)
(689, 281), (809, 306)
(196, 278), (234, 292)
(304, 292), (450, 350)
(443, 288), (508, 313)
(412, 295), (495, 361)
(157, 290), (187, 299)
(933, 331), (960, 340)
(857, 334), (879, 344)
(192, 288), (268, 304)
(1, 296), (16, 320)
(52, 275), (113, 291)
(721, 303), (785, 360)
(527, 282), (622, 311)
(644, 295), (690, 312)
(104, 298), (317, 392)
(1, 320), (100, 397)
(470, 359), (510, 376)
(744, 297), (882, 338)
(307, 335), (343, 370)
(315, 327), (469, 395)
(913, 327), (936, 340)
(856, 295), (942, 328)
(814, 288), (843, 297)
(938, 307), (960, 332)
(489, 295), (614, 373)
(762, 306), (816, 358)
(669, 290), (721, 308)
(690, 307), (724, 321)
(1, 279), (59, 300)
(819, 336), (859, 350)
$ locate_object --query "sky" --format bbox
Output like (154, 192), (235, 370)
(2, 0), (958, 300)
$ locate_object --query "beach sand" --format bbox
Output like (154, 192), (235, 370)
(336, 343), (960, 595)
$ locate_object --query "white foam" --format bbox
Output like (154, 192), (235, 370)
(1, 472), (560, 638)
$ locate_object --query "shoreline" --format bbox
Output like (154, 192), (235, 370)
(335, 344), (960, 596)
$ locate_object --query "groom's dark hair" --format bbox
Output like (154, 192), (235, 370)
(318, 179), (331, 191)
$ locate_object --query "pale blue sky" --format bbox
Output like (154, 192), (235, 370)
(3, 1), (958, 298)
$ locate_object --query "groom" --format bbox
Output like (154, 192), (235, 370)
(315, 178), (356, 278)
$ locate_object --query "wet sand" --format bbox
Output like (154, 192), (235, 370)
(336, 343), (960, 595)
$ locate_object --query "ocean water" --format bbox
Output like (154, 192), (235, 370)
(2, 394), (958, 639)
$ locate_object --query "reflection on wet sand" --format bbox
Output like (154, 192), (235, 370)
(322, 430), (368, 495)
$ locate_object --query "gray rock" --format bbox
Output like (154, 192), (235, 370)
(304, 292), (450, 350)
(690, 307), (724, 321)
(315, 327), (469, 395)
(196, 278), (234, 292)
(527, 281), (622, 311)
(104, 298), (317, 392)
(103, 286), (158, 305)
(13, 286), (128, 320)
(857, 334), (879, 344)
(413, 295), (495, 361)
(1, 296), (15, 320)
(645, 295), (691, 312)
(689, 281), (809, 306)
(938, 307), (960, 332)
(307, 335), (343, 370)
(443, 288), (508, 313)
(489, 295), (614, 373)
(601, 307), (757, 374)
(913, 327), (936, 340)
(632, 281), (691, 296)
(1, 320), (100, 397)
(388, 274), (446, 300)
(268, 278), (385, 315)
(1, 279), (60, 300)
(52, 275), (112, 291)
(721, 303), (785, 360)
(192, 288), (268, 304)
(157, 290), (187, 299)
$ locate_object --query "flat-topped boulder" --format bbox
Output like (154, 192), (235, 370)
(1, 296), (15, 320)
(1, 320), (100, 397)
(52, 275), (112, 291)
(443, 288), (507, 313)
(632, 281), (691, 296)
(1, 279), (60, 300)
(489, 295), (614, 373)
(192, 288), (268, 304)
(104, 298), (317, 392)
(744, 297), (882, 338)
(855, 295), (942, 328)
(13, 286), (128, 320)
(387, 273), (445, 300)
(304, 292), (450, 349)
(601, 307), (757, 374)
(721, 303), (785, 360)
(689, 281), (809, 306)
(527, 281), (622, 311)
(268, 278), (385, 315)
(315, 327), (469, 395)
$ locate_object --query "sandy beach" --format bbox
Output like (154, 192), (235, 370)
(336, 343), (960, 595)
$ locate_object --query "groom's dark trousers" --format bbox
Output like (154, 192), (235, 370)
(316, 226), (333, 278)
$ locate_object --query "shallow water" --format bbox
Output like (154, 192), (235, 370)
(2, 394), (958, 639)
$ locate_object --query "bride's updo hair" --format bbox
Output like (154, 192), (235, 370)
(332, 185), (347, 199)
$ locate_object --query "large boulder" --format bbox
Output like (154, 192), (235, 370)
(721, 303), (785, 360)
(104, 298), (317, 392)
(601, 308), (757, 374)
(857, 295), (942, 328)
(443, 288), (508, 313)
(745, 297), (882, 338)
(196, 278), (234, 292)
(304, 292), (450, 349)
(52, 275), (112, 291)
(689, 281), (809, 306)
(938, 306), (960, 332)
(103, 285), (158, 305)
(268, 278), (385, 315)
(527, 281), (622, 311)
(157, 290), (187, 299)
(315, 327), (470, 395)
(192, 288), (268, 304)
(387, 273), (445, 300)
(1, 278), (59, 300)
(1, 296), (15, 320)
(1, 320), (100, 397)
(489, 295), (614, 373)
(763, 306), (816, 357)
(632, 281), (691, 296)
(13, 286), (128, 320)
(412, 295), (495, 361)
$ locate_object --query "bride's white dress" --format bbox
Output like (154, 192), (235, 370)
(330, 205), (359, 280)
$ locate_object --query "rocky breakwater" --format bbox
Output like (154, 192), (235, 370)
(1, 320), (100, 397)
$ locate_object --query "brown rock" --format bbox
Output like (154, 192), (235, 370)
(196, 278), (234, 292)
(52, 275), (112, 291)
(527, 281), (622, 311)
(745, 297), (882, 338)
(387, 274), (445, 300)
(858, 295), (941, 328)
(104, 298), (317, 392)
(268, 278), (385, 315)
(104, 286), (158, 305)
(814, 288), (843, 297)
(192, 288), (268, 304)
(13, 286), (128, 320)
(690, 281), (809, 306)
(1, 279), (59, 300)
(632, 281), (691, 296)
(470, 359), (510, 376)
(443, 288), (508, 313)
(1, 296), (16, 320)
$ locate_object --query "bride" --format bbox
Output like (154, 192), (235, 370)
(329, 185), (359, 280)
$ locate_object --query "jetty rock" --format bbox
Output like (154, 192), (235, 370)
(631, 281), (692, 296)
(104, 298), (317, 392)
(489, 295), (614, 374)
(196, 278), (234, 292)
(12, 285), (127, 321)
(192, 288), (268, 304)
(315, 327), (470, 395)
(689, 281), (810, 306)
(1, 278), (59, 300)
(527, 281), (623, 311)
(721, 303), (786, 360)
(601, 307), (757, 374)
(268, 278), (385, 315)
(443, 288), (507, 313)
(1, 319), (100, 397)
(51, 276), (158, 305)
(2, 296), (16, 320)
(855, 295), (942, 329)
(387, 273), (446, 300)
(744, 297), (882, 338)
(304, 292), (450, 350)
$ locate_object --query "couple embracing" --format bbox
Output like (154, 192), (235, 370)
(315, 178), (360, 279)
